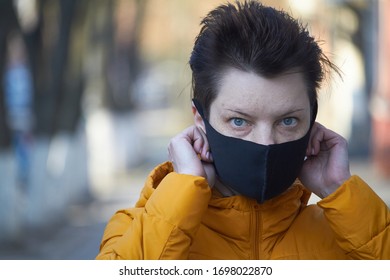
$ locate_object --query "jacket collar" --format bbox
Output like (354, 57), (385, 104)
(135, 161), (311, 212)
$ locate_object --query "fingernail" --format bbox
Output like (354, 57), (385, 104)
(311, 148), (315, 155)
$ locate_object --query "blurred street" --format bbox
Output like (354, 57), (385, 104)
(1, 0), (390, 261)
(0, 105), (187, 260)
(0, 157), (389, 260)
(0, 152), (164, 260)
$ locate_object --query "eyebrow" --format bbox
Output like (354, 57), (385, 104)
(226, 109), (253, 118)
(226, 108), (306, 118)
(278, 108), (305, 117)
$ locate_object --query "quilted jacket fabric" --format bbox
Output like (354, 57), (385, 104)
(96, 161), (390, 260)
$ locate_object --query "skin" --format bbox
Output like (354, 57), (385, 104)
(168, 68), (351, 199)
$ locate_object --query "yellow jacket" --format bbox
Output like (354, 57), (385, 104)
(96, 162), (390, 259)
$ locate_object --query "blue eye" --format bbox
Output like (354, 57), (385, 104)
(232, 118), (246, 127)
(282, 118), (297, 126)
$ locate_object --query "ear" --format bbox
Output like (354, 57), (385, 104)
(191, 101), (206, 134)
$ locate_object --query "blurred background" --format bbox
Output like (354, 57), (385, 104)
(0, 0), (389, 259)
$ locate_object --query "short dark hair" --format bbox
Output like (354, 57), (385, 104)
(189, 0), (338, 118)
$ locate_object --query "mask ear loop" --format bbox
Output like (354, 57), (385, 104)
(310, 101), (318, 128)
(192, 99), (205, 119)
(304, 101), (318, 162)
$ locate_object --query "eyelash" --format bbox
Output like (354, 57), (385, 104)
(280, 117), (298, 127)
(230, 118), (248, 127)
(228, 117), (299, 130)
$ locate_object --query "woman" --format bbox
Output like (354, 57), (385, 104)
(96, 0), (390, 259)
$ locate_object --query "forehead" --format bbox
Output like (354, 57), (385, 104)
(212, 68), (310, 114)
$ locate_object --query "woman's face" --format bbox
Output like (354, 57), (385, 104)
(207, 68), (311, 144)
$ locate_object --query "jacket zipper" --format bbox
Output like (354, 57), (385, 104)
(251, 204), (261, 259)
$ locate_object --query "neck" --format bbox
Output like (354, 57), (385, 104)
(214, 178), (241, 197)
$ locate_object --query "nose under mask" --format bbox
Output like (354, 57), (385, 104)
(193, 99), (316, 203)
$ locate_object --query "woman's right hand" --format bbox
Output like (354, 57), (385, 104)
(168, 125), (216, 187)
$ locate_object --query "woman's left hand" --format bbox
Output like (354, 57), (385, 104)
(299, 122), (351, 199)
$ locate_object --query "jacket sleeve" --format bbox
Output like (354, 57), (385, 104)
(96, 172), (211, 260)
(317, 175), (390, 259)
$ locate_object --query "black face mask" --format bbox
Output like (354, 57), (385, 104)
(193, 99), (316, 203)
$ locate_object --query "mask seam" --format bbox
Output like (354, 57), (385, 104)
(261, 148), (269, 203)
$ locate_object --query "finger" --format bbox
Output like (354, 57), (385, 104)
(168, 128), (204, 175)
(185, 125), (210, 162)
(190, 127), (205, 155)
(197, 126), (213, 162)
(168, 126), (200, 162)
(309, 123), (346, 155)
(306, 122), (317, 156)
(175, 126), (204, 155)
(308, 122), (324, 156)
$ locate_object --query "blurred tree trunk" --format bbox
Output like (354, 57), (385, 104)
(49, 0), (77, 134)
(55, 0), (88, 132)
(24, 0), (77, 136)
(2, 0), (149, 141)
(106, 0), (147, 111)
(23, 0), (95, 136)
(0, 0), (20, 149)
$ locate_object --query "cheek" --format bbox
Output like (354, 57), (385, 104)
(276, 121), (311, 143)
(208, 114), (228, 135)
(275, 130), (304, 143)
(209, 115), (245, 138)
